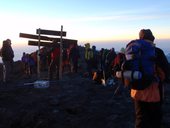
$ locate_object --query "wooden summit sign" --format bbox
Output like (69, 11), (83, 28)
(20, 33), (77, 47)
(19, 27), (78, 80)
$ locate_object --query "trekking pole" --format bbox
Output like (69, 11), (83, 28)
(112, 83), (122, 99)
(113, 84), (120, 95)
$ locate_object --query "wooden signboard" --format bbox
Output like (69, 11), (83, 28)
(28, 41), (59, 47)
(19, 33), (54, 41)
(28, 40), (77, 48)
(36, 29), (66, 37)
(20, 33), (77, 46)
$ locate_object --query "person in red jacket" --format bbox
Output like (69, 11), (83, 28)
(48, 43), (60, 80)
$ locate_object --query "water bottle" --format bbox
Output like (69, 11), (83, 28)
(116, 70), (142, 80)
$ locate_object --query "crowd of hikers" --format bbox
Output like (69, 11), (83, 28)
(0, 29), (170, 128)
(19, 40), (124, 83)
(20, 41), (81, 80)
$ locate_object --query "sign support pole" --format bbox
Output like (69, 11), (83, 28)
(59, 25), (63, 79)
(37, 28), (41, 79)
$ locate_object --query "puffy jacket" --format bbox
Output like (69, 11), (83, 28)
(1, 45), (14, 61)
(51, 47), (60, 60)
(131, 65), (165, 102)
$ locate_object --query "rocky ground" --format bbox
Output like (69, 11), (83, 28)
(0, 69), (170, 128)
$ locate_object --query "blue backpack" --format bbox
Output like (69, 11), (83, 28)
(124, 39), (156, 90)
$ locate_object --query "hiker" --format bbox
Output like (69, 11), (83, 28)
(91, 45), (99, 72)
(31, 51), (38, 72)
(62, 48), (71, 73)
(84, 43), (93, 76)
(155, 47), (170, 83)
(48, 42), (60, 80)
(110, 48), (126, 87)
(100, 48), (105, 71)
(1, 39), (14, 83)
(69, 44), (80, 73)
(105, 47), (117, 78)
(123, 29), (168, 128)
(21, 52), (29, 75)
(112, 47), (126, 77)
(106, 48), (117, 68)
(28, 54), (36, 76)
(40, 47), (48, 71)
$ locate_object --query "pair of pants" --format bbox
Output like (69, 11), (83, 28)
(3, 60), (13, 82)
(134, 100), (162, 128)
(70, 59), (78, 73)
(49, 59), (59, 80)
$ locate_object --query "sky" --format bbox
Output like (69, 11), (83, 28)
(0, 0), (170, 61)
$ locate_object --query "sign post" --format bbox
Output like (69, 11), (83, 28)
(37, 28), (41, 79)
(59, 25), (63, 79)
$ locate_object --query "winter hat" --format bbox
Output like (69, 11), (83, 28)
(120, 47), (125, 53)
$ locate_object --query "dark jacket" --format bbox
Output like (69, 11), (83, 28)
(1, 45), (14, 61)
(155, 47), (170, 82)
(69, 46), (80, 62)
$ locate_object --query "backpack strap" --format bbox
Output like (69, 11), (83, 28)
(121, 70), (125, 83)
(131, 70), (135, 80)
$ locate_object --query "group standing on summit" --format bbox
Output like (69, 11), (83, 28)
(0, 28), (170, 128)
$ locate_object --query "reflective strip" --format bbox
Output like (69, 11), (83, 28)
(126, 54), (134, 60)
